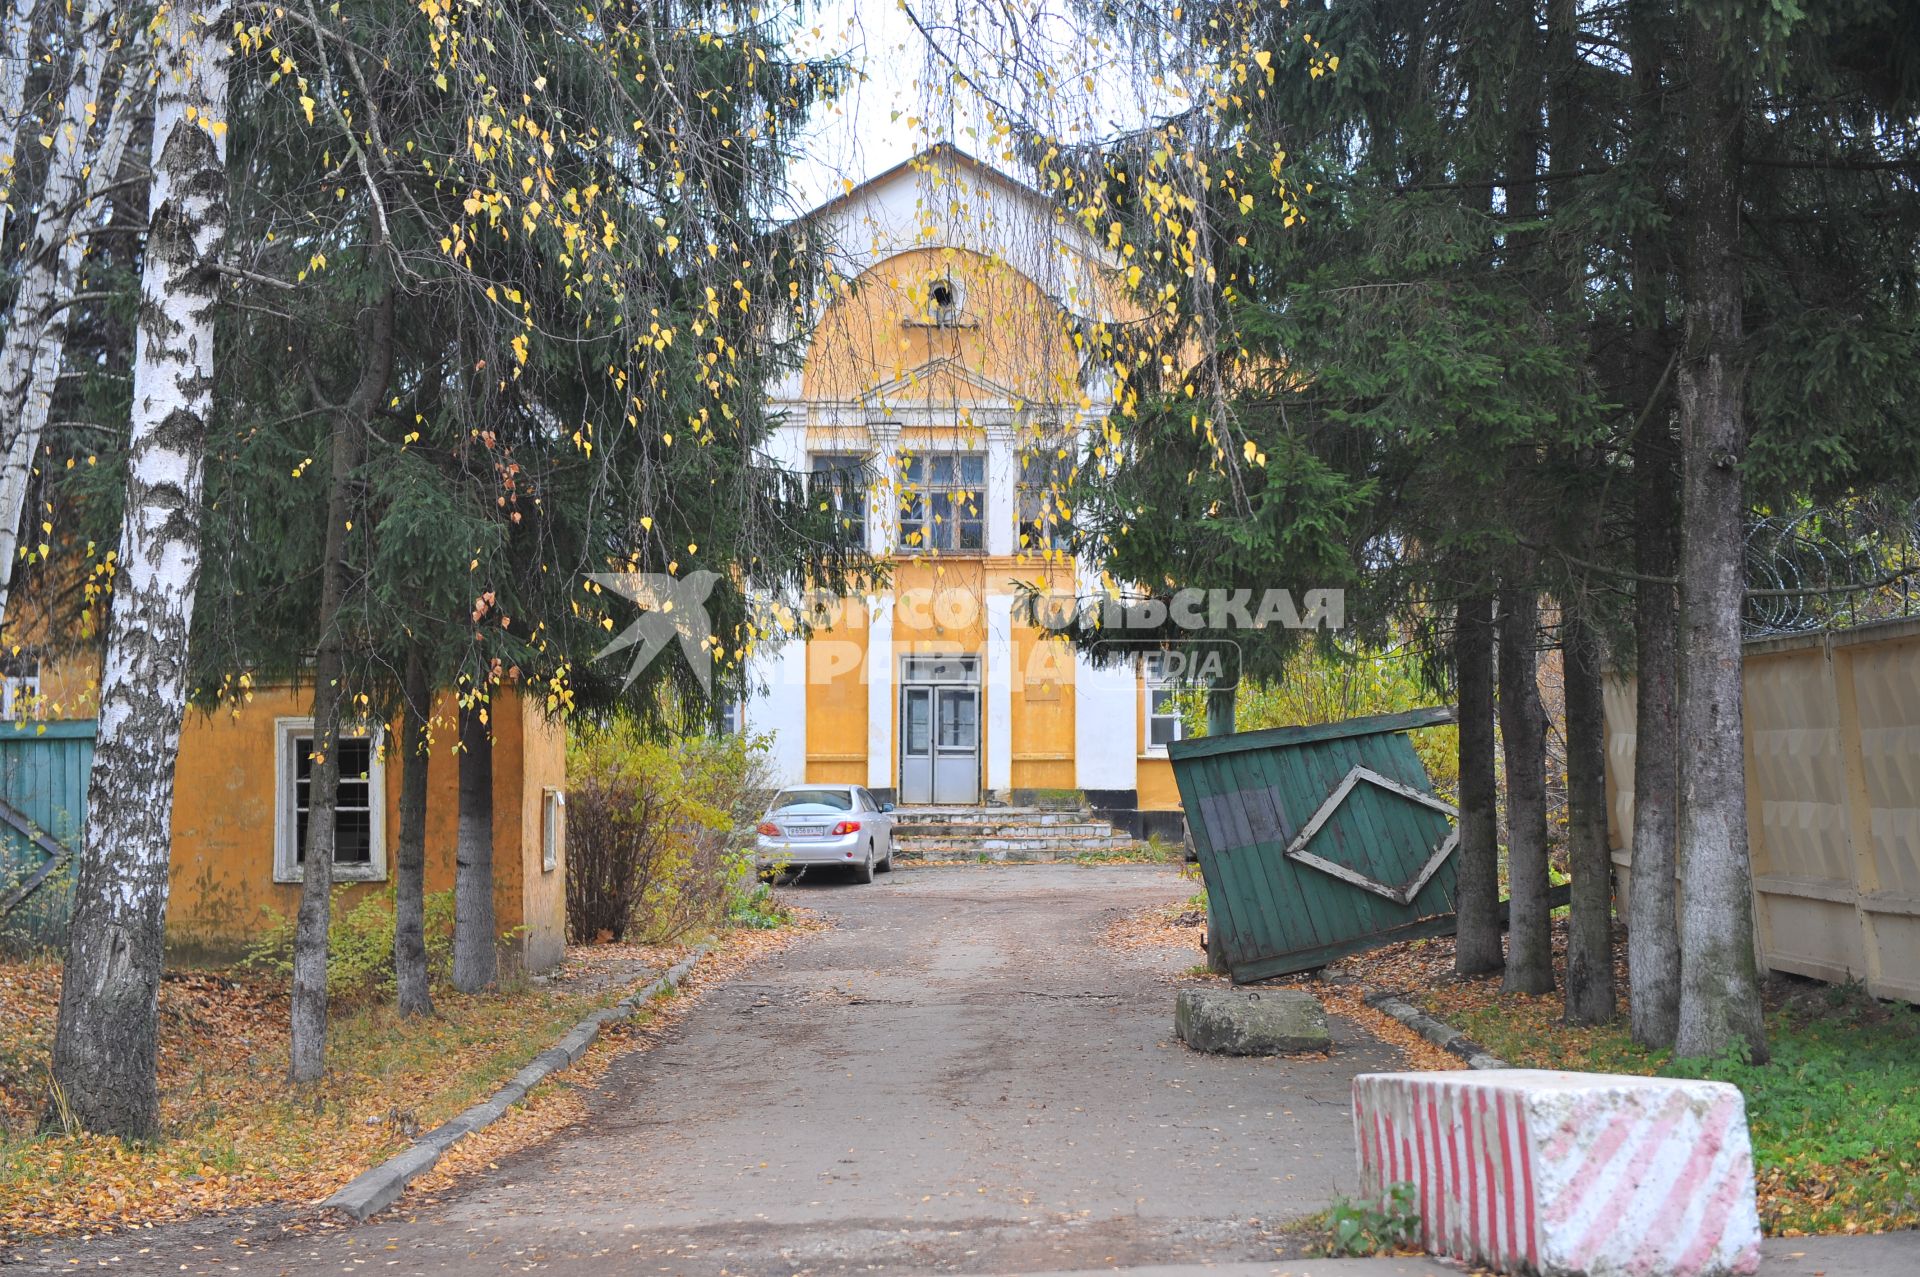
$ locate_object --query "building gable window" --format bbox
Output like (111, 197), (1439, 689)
(900, 453), (985, 553)
(273, 718), (387, 883)
(810, 452), (869, 549)
(927, 276), (962, 326)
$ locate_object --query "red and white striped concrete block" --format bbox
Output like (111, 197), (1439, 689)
(1352, 1069), (1761, 1277)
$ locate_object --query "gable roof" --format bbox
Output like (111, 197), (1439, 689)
(795, 143), (1119, 319)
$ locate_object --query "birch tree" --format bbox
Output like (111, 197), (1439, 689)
(0, 0), (39, 245)
(48, 0), (228, 1138)
(0, 3), (142, 629)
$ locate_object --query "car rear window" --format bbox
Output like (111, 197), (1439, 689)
(773, 788), (853, 811)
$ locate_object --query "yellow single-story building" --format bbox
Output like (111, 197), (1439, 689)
(1, 659), (566, 973)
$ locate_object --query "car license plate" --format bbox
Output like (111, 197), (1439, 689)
(787, 824), (828, 837)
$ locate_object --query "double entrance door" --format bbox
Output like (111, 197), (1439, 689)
(899, 654), (979, 805)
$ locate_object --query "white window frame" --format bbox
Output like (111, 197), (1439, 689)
(541, 787), (565, 874)
(0, 674), (40, 719)
(1144, 673), (1184, 756)
(899, 452), (987, 553)
(1016, 440), (1076, 553)
(273, 717), (389, 883)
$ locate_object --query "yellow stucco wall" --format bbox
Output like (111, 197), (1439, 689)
(803, 247), (1086, 411)
(1136, 759), (1181, 812)
(166, 684), (563, 970)
(790, 181), (1178, 812)
(1009, 624), (1075, 791)
(807, 595), (870, 784)
(28, 659), (564, 970)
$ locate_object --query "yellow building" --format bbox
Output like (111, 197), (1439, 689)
(744, 148), (1185, 838)
(1, 662), (567, 972)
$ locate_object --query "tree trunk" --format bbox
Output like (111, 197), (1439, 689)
(1674, 8), (1768, 1064)
(1625, 0), (1683, 1051)
(0, 4), (138, 629)
(0, 0), (42, 248)
(1454, 594), (1503, 975)
(452, 691), (497, 992)
(1204, 680), (1235, 737)
(288, 288), (394, 1083)
(1630, 428), (1683, 1047)
(1563, 612), (1615, 1024)
(1499, 587), (1554, 995)
(46, 0), (227, 1139)
(394, 644), (434, 1017)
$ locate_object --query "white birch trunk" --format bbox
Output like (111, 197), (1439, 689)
(0, 39), (143, 627)
(0, 0), (40, 246)
(47, 0), (227, 1139)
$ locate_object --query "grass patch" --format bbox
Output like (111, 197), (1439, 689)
(1433, 978), (1920, 1236)
(1070, 835), (1187, 866)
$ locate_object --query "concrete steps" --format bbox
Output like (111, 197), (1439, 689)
(890, 806), (1144, 862)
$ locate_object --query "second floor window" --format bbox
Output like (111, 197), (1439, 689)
(810, 453), (868, 548)
(1017, 444), (1076, 552)
(900, 453), (985, 553)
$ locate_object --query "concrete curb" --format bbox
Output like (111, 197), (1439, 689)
(1315, 973), (1510, 1069)
(323, 944), (712, 1222)
(1359, 990), (1509, 1069)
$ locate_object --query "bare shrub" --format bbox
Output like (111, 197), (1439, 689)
(565, 721), (774, 944)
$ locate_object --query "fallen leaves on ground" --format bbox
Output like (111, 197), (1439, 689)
(1103, 899), (1208, 956)
(0, 917), (821, 1243)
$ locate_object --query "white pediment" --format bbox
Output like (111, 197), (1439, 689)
(856, 355), (1034, 409)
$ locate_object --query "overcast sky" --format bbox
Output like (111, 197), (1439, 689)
(779, 0), (1183, 216)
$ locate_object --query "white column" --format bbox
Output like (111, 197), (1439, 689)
(866, 595), (894, 790)
(985, 593), (1013, 794)
(984, 420), (1016, 556)
(868, 421), (900, 556)
(1074, 650), (1137, 792)
(747, 636), (809, 788)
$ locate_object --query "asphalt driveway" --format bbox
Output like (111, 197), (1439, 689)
(30, 864), (1410, 1273)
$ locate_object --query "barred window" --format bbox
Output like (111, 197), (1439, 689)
(274, 720), (386, 882)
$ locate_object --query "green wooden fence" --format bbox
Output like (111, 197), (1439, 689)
(0, 720), (96, 947)
(1169, 707), (1462, 983)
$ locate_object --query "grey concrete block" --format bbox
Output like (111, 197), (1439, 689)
(555, 1024), (599, 1062)
(325, 1141), (446, 1220)
(1175, 986), (1331, 1055)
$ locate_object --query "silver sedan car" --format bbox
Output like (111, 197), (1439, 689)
(756, 784), (895, 882)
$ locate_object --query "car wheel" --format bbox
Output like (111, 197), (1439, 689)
(855, 844), (875, 884)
